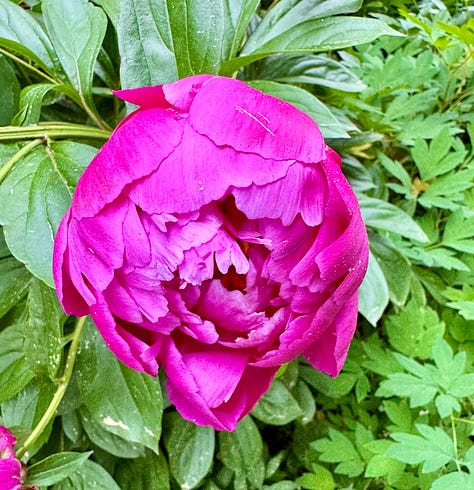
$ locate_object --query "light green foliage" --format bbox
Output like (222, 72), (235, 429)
(0, 0), (473, 488)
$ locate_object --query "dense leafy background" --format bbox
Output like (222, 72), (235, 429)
(0, 0), (473, 488)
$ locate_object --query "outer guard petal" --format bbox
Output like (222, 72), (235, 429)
(188, 77), (325, 163)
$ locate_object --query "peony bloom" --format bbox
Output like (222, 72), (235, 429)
(0, 426), (22, 490)
(53, 75), (368, 431)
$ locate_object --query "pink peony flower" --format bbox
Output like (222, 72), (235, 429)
(53, 75), (368, 431)
(0, 426), (22, 490)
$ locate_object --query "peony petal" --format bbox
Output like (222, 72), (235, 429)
(73, 108), (185, 219)
(52, 210), (90, 316)
(233, 163), (327, 226)
(90, 292), (158, 375)
(304, 292), (358, 376)
(188, 77), (325, 163)
(128, 124), (293, 215)
(181, 350), (249, 408)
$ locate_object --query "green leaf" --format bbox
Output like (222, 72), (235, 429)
(0, 324), (34, 403)
(2, 376), (56, 457)
(0, 56), (20, 125)
(0, 255), (31, 320)
(0, 0), (57, 69)
(23, 278), (63, 378)
(244, 0), (363, 54)
(257, 54), (366, 92)
(431, 472), (474, 490)
(295, 465), (336, 490)
(76, 320), (162, 453)
(52, 460), (121, 490)
(358, 195), (429, 242)
(80, 407), (146, 458)
(386, 424), (456, 473)
(115, 450), (170, 490)
(247, 80), (348, 138)
(369, 234), (411, 306)
(358, 251), (389, 325)
(163, 412), (215, 490)
(300, 365), (356, 397)
(223, 16), (401, 73)
(384, 299), (445, 358)
(0, 141), (95, 286)
(442, 209), (474, 254)
(42, 0), (107, 106)
(251, 379), (303, 425)
(219, 415), (263, 484)
(118, 0), (177, 88)
(412, 129), (467, 181)
(364, 453), (405, 484)
(312, 429), (364, 477)
(11, 83), (57, 126)
(26, 452), (93, 487)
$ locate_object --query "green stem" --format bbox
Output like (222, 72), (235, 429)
(0, 47), (58, 84)
(16, 316), (87, 460)
(0, 139), (42, 184)
(0, 123), (111, 142)
(451, 414), (462, 472)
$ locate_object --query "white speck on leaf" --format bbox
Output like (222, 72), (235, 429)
(102, 416), (129, 431)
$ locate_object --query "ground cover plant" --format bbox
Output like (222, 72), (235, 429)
(0, 0), (473, 488)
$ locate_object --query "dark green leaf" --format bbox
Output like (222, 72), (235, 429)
(80, 407), (146, 458)
(0, 56), (20, 125)
(27, 451), (93, 486)
(223, 17), (401, 73)
(219, 416), (263, 484)
(248, 80), (349, 138)
(52, 460), (121, 490)
(0, 141), (95, 286)
(369, 234), (411, 306)
(0, 255), (31, 320)
(0, 0), (57, 69)
(258, 54), (366, 92)
(115, 450), (170, 490)
(76, 320), (162, 453)
(23, 278), (63, 378)
(118, 0), (177, 88)
(0, 324), (34, 403)
(359, 195), (429, 242)
(245, 0), (363, 53)
(251, 379), (303, 425)
(358, 251), (389, 325)
(42, 0), (107, 106)
(163, 412), (215, 489)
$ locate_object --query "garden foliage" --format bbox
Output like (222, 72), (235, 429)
(0, 0), (473, 488)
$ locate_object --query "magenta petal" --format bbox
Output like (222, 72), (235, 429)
(0, 459), (22, 490)
(233, 163), (326, 226)
(188, 77), (325, 163)
(73, 109), (185, 219)
(182, 350), (249, 408)
(90, 293), (158, 375)
(52, 210), (90, 316)
(304, 292), (358, 376)
(129, 124), (293, 215)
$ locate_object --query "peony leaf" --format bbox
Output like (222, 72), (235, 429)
(251, 379), (303, 425)
(53, 460), (120, 490)
(42, 0), (107, 105)
(0, 141), (95, 286)
(0, 0), (57, 70)
(358, 251), (389, 326)
(118, 0), (178, 88)
(222, 17), (402, 74)
(76, 320), (163, 454)
(244, 0), (363, 53)
(26, 451), (93, 487)
(0, 56), (20, 126)
(115, 451), (170, 490)
(163, 412), (215, 490)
